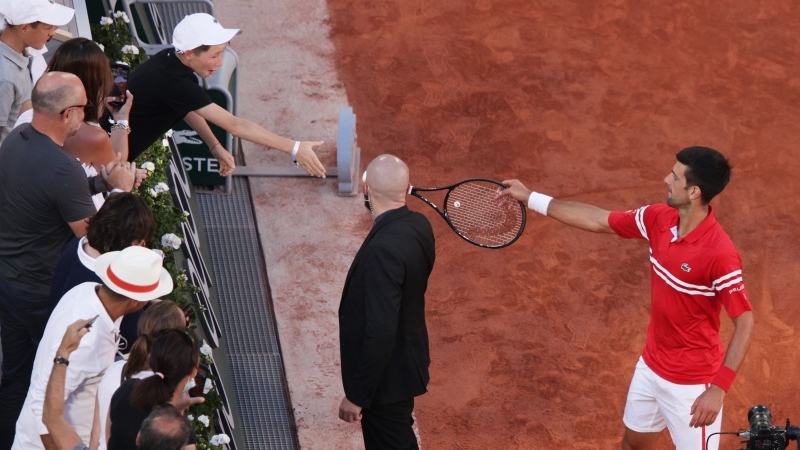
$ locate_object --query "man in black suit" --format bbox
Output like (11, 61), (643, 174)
(338, 154), (436, 449)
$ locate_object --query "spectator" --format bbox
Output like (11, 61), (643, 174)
(12, 246), (174, 450)
(136, 406), (191, 450)
(37, 37), (142, 209)
(122, 13), (326, 178)
(107, 328), (202, 450)
(92, 301), (187, 450)
(0, 0), (74, 143)
(0, 71), (132, 447)
(41, 319), (94, 450)
(49, 192), (156, 353)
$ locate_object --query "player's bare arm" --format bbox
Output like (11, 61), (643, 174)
(499, 179), (614, 233)
(689, 310), (754, 428)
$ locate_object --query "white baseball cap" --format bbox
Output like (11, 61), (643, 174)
(172, 13), (241, 53)
(1, 0), (74, 26)
(94, 246), (174, 302)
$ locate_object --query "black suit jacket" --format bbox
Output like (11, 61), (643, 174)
(339, 206), (436, 409)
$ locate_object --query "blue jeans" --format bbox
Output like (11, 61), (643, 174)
(0, 277), (56, 450)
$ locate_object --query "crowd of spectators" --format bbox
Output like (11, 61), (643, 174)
(0, 0), (307, 448)
(0, 0), (332, 444)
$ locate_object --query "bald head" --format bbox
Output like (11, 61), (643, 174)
(32, 72), (86, 116)
(136, 406), (191, 450)
(365, 154), (409, 204)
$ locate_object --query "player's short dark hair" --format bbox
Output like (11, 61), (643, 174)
(137, 406), (191, 450)
(676, 146), (731, 204)
(191, 45), (211, 55)
(87, 193), (156, 253)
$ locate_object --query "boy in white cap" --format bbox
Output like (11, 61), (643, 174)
(0, 0), (74, 143)
(12, 246), (173, 450)
(124, 13), (326, 178)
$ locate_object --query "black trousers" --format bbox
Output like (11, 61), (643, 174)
(361, 398), (419, 450)
(0, 278), (56, 450)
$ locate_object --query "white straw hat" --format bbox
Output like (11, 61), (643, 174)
(94, 246), (174, 302)
(1, 0), (74, 26)
(172, 13), (241, 53)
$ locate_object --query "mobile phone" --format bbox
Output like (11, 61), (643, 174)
(181, 304), (194, 327)
(85, 315), (99, 329)
(109, 62), (130, 107)
(188, 364), (208, 398)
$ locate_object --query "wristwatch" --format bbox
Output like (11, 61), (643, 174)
(53, 356), (69, 366)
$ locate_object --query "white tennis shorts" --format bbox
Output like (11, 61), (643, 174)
(623, 357), (722, 450)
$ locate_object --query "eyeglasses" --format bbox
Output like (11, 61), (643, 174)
(59, 104), (87, 115)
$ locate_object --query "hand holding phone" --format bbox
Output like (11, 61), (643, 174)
(109, 62), (130, 107)
(188, 364), (208, 398)
(85, 315), (99, 329)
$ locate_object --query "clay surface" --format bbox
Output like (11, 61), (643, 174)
(324, 1), (800, 449)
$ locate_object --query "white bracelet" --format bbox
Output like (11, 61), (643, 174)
(114, 119), (129, 126)
(291, 141), (300, 160)
(527, 191), (553, 216)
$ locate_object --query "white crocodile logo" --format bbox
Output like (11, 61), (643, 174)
(173, 129), (203, 145)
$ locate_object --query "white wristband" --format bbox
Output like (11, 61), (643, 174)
(115, 119), (129, 126)
(291, 141), (300, 160)
(527, 191), (553, 216)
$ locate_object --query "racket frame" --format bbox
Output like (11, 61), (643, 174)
(408, 178), (526, 249)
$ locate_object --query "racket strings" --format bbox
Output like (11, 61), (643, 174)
(446, 181), (524, 247)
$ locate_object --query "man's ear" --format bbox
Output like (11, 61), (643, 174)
(689, 185), (702, 201)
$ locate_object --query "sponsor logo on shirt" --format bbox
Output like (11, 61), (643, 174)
(729, 285), (744, 294)
(680, 263), (691, 272)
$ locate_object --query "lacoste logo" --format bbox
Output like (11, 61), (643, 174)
(681, 263), (691, 272)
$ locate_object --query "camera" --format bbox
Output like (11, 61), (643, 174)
(740, 405), (800, 450)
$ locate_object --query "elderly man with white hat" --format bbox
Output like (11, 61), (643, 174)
(121, 12), (327, 178)
(11, 246), (173, 450)
(0, 0), (74, 143)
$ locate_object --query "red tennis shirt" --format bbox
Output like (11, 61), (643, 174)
(608, 204), (753, 385)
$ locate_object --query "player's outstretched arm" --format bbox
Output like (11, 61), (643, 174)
(499, 179), (614, 233)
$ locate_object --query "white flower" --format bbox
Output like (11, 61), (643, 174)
(165, 129), (174, 138)
(99, 16), (113, 26)
(197, 415), (210, 427)
(152, 249), (164, 258)
(113, 11), (130, 23)
(149, 188), (158, 198)
(203, 378), (213, 394)
(161, 233), (182, 249)
(95, 42), (105, 51)
(140, 161), (155, 171)
(121, 45), (139, 55)
(199, 340), (212, 356)
(162, 138), (169, 147)
(154, 182), (169, 193)
(209, 434), (231, 446)
(183, 211), (190, 217)
(186, 414), (194, 422)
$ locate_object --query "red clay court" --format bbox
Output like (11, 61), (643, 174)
(321, 1), (800, 448)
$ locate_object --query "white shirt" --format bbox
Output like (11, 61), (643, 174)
(94, 360), (153, 450)
(12, 283), (122, 450)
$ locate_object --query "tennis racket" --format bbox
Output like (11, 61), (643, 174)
(408, 178), (526, 249)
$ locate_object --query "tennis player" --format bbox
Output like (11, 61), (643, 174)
(498, 146), (754, 450)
